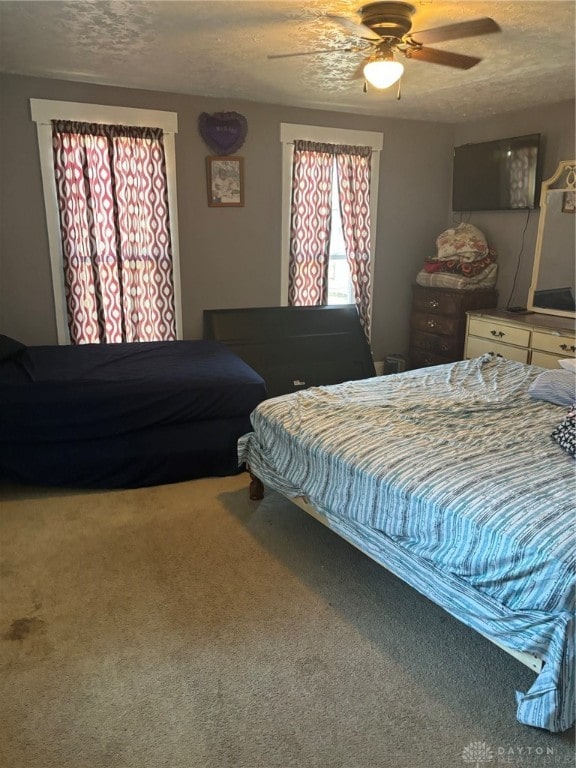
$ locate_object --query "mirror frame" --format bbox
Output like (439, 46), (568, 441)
(528, 159), (576, 318)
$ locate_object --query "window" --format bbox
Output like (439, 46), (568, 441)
(280, 123), (383, 339)
(327, 171), (354, 305)
(31, 100), (182, 344)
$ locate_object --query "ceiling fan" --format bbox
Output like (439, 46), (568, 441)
(268, 2), (501, 95)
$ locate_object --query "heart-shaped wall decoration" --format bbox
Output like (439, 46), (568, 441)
(198, 112), (248, 156)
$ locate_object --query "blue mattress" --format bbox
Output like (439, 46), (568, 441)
(0, 339), (266, 488)
(239, 355), (575, 732)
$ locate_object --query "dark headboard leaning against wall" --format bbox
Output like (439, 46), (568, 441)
(203, 305), (376, 399)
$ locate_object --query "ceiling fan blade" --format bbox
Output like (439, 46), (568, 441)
(411, 17), (500, 45)
(268, 47), (354, 60)
(326, 13), (382, 41)
(406, 46), (482, 70)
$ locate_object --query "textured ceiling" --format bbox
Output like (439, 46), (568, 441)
(0, 0), (574, 123)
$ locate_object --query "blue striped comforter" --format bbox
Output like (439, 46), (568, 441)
(238, 355), (575, 732)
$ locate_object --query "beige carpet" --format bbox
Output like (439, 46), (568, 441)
(0, 474), (574, 768)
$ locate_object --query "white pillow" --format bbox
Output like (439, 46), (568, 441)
(559, 358), (576, 372)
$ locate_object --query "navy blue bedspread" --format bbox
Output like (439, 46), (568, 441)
(0, 340), (266, 488)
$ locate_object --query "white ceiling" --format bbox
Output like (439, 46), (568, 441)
(1, 0), (574, 123)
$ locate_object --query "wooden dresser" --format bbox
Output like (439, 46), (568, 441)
(465, 309), (576, 368)
(409, 285), (498, 368)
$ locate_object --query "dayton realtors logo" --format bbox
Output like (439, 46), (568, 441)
(462, 741), (565, 766)
(462, 742), (494, 767)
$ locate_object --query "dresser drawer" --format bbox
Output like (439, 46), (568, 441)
(530, 351), (566, 369)
(531, 331), (576, 357)
(410, 349), (454, 368)
(410, 329), (460, 357)
(467, 317), (530, 348)
(466, 335), (529, 363)
(411, 312), (460, 337)
(412, 290), (464, 316)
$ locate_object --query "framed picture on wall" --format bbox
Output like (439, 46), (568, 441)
(206, 156), (244, 207)
(561, 190), (575, 213)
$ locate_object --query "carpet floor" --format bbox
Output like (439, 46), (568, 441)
(0, 474), (574, 768)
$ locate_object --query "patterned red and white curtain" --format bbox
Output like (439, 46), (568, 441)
(52, 121), (176, 344)
(288, 140), (372, 338)
(335, 146), (373, 338)
(288, 141), (334, 306)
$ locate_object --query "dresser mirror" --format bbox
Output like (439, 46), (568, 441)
(527, 160), (576, 318)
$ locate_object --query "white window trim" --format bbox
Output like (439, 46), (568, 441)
(31, 99), (182, 344)
(280, 123), (383, 335)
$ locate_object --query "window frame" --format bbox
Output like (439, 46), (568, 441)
(31, 99), (182, 344)
(280, 123), (383, 335)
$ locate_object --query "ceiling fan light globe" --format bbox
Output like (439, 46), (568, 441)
(363, 59), (404, 89)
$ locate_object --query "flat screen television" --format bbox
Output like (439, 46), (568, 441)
(452, 134), (540, 211)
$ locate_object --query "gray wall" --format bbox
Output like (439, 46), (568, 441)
(0, 73), (574, 361)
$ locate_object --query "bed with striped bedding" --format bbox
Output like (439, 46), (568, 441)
(238, 354), (575, 732)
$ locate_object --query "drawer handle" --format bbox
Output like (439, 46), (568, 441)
(560, 344), (576, 352)
(427, 320), (436, 329)
(490, 330), (505, 338)
(428, 299), (439, 309)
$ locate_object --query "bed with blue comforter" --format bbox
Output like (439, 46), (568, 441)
(239, 354), (575, 732)
(0, 336), (266, 489)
